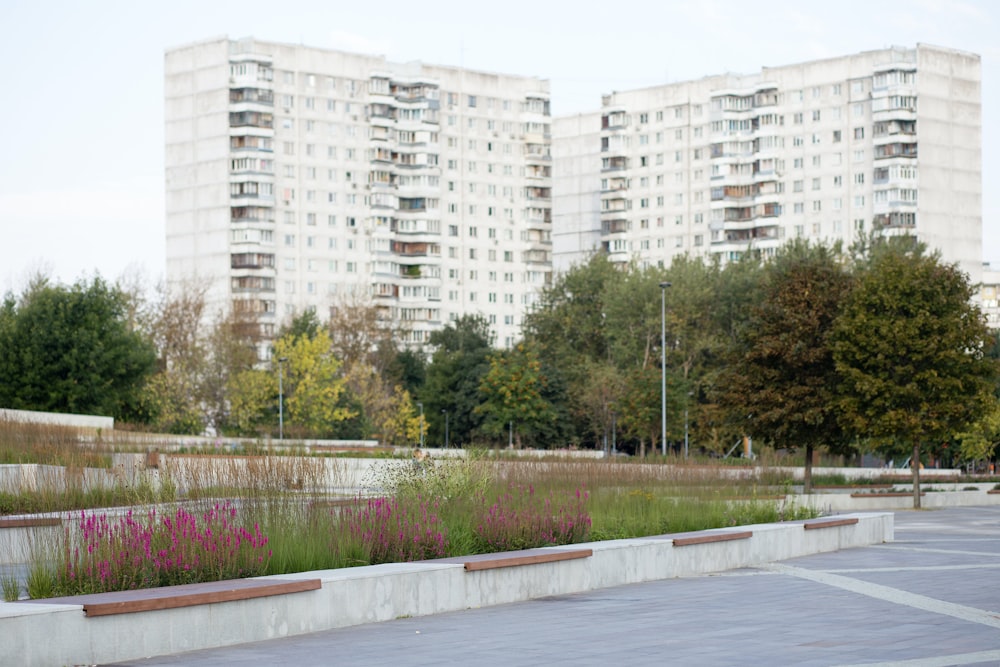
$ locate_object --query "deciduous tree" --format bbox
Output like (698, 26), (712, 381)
(832, 241), (996, 507)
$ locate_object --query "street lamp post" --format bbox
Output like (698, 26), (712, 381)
(278, 356), (288, 441)
(442, 409), (449, 449)
(660, 282), (671, 456)
(417, 402), (424, 449)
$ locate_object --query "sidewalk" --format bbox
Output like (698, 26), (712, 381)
(106, 506), (1000, 667)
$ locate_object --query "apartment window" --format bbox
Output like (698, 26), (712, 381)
(793, 180), (804, 192)
(833, 175), (842, 187)
(854, 173), (865, 185)
(854, 195), (865, 208)
(812, 156), (821, 167)
(832, 84), (842, 96)
(812, 178), (821, 191)
(793, 112), (803, 124)
(794, 158), (803, 169)
(306, 212), (316, 225)
(639, 112), (648, 124)
(812, 110), (821, 122)
(794, 203), (804, 214)
(853, 149), (865, 163)
(833, 130), (842, 143)
(852, 103), (864, 117)
(813, 201), (822, 212)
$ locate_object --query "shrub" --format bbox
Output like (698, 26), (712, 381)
(54, 502), (270, 595)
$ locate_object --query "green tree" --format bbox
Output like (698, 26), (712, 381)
(477, 342), (558, 448)
(0, 276), (156, 420)
(719, 241), (854, 491)
(226, 369), (276, 436)
(137, 280), (210, 434)
(420, 315), (492, 446)
(832, 243), (996, 507)
(523, 254), (622, 447)
(273, 329), (354, 437)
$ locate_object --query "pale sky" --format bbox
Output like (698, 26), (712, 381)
(2, 0), (997, 293)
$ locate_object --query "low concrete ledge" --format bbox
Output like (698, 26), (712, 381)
(25, 577), (322, 617)
(803, 517), (859, 530)
(851, 492), (924, 498)
(2, 512), (892, 666)
(462, 548), (593, 571)
(671, 530), (752, 547)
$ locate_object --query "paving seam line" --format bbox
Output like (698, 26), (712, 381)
(764, 562), (1000, 630)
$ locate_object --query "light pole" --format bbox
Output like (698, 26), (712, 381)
(417, 402), (424, 449)
(442, 409), (449, 449)
(660, 281), (671, 456)
(278, 356), (288, 440)
(684, 391), (693, 458)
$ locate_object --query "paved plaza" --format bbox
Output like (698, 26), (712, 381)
(111, 507), (1000, 667)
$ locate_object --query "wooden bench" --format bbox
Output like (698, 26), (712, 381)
(671, 530), (753, 547)
(802, 517), (859, 530)
(25, 577), (321, 617)
(462, 548), (593, 572)
(0, 517), (61, 529)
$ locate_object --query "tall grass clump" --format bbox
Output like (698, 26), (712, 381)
(332, 496), (447, 566)
(472, 484), (590, 552)
(49, 502), (270, 596)
(0, 416), (109, 468)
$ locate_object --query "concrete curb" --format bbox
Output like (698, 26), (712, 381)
(0, 512), (891, 666)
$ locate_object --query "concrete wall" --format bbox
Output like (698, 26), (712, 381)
(1, 512), (891, 666)
(0, 408), (113, 431)
(796, 490), (1000, 511)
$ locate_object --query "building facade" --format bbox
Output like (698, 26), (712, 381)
(552, 44), (982, 282)
(165, 37), (552, 353)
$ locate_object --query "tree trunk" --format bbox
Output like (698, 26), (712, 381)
(639, 438), (646, 459)
(912, 442), (922, 509)
(804, 444), (814, 494)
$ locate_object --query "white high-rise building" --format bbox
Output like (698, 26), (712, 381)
(165, 37), (552, 353)
(553, 44), (982, 283)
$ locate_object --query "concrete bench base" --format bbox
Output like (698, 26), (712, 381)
(26, 578), (321, 617)
(0, 512), (892, 666)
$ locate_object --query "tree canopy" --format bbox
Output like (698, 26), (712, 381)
(0, 276), (156, 420)
(832, 241), (997, 506)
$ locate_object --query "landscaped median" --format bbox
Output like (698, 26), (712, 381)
(1, 512), (892, 666)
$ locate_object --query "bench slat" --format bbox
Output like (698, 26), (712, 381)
(464, 549), (592, 572)
(81, 579), (321, 617)
(672, 531), (753, 547)
(803, 517), (859, 530)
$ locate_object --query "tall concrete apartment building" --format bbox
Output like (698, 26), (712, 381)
(166, 40), (981, 353)
(165, 37), (552, 352)
(552, 44), (982, 283)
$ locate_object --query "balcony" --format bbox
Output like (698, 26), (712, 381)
(229, 88), (273, 106)
(874, 142), (918, 160)
(525, 187), (551, 201)
(229, 111), (273, 129)
(601, 156), (628, 172)
(601, 219), (629, 234)
(230, 252), (275, 270)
